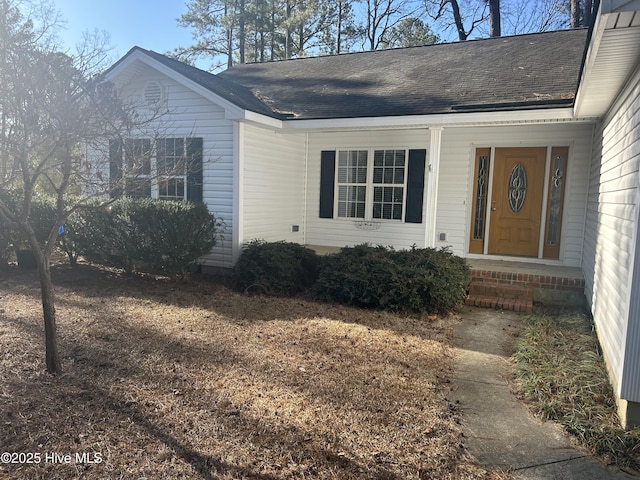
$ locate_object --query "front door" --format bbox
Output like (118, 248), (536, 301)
(487, 147), (546, 257)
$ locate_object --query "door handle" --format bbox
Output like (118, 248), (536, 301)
(491, 207), (497, 211)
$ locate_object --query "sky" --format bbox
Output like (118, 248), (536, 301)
(55, 0), (194, 62)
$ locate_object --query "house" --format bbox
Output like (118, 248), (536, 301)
(99, 1), (640, 428)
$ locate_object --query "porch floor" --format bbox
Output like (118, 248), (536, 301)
(466, 258), (584, 280)
(465, 258), (586, 313)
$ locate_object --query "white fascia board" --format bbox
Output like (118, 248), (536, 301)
(104, 50), (247, 120)
(238, 110), (284, 129)
(276, 107), (582, 132)
(574, 7), (608, 118)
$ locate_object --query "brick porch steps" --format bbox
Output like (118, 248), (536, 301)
(464, 262), (586, 313)
(465, 282), (534, 313)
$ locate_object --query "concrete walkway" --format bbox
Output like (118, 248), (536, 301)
(450, 308), (635, 479)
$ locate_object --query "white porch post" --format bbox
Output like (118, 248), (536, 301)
(232, 122), (245, 264)
(425, 127), (443, 248)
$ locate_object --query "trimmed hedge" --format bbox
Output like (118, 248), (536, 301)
(232, 240), (320, 296)
(78, 198), (221, 278)
(314, 244), (470, 314)
(0, 194), (221, 278)
(232, 242), (470, 315)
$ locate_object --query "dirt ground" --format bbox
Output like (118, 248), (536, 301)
(0, 262), (507, 479)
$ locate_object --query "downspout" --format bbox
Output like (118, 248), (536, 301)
(425, 127), (443, 248)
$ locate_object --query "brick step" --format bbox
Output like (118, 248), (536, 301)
(465, 294), (533, 313)
(468, 283), (532, 299)
(465, 277), (534, 313)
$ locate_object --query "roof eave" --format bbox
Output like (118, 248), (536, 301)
(277, 107), (593, 131)
(574, 2), (640, 118)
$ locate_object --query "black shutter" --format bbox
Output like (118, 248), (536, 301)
(319, 150), (336, 218)
(405, 149), (426, 223)
(186, 137), (203, 202)
(109, 139), (123, 198)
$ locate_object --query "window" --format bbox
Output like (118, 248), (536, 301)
(337, 150), (368, 218)
(124, 139), (152, 198)
(335, 149), (407, 221)
(111, 137), (203, 202)
(156, 138), (187, 200)
(372, 150), (405, 220)
(319, 148), (425, 223)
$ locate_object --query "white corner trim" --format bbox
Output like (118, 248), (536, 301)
(425, 127), (443, 248)
(232, 122), (245, 264)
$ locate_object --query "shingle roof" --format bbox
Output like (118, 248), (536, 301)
(124, 29), (589, 121)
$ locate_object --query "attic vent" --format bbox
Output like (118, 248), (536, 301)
(144, 81), (164, 105)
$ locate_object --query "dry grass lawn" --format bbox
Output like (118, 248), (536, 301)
(0, 262), (506, 479)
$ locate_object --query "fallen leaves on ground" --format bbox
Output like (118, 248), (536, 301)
(0, 262), (507, 479)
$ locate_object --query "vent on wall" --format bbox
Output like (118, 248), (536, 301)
(144, 81), (164, 105)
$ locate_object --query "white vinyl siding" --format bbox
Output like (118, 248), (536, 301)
(114, 66), (235, 267)
(306, 129), (429, 250)
(583, 66), (640, 402)
(242, 124), (307, 244)
(437, 123), (593, 267)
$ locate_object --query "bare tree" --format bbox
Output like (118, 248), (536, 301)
(359, 0), (418, 50)
(499, 0), (568, 35)
(0, 0), (158, 373)
(425, 0), (489, 41)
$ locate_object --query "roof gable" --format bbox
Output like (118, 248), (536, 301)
(102, 47), (280, 120)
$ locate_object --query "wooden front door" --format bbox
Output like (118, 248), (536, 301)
(488, 148), (546, 257)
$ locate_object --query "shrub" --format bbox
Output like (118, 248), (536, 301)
(0, 190), (18, 267)
(314, 244), (470, 314)
(78, 198), (221, 278)
(127, 199), (220, 279)
(29, 194), (58, 246)
(74, 199), (139, 272)
(233, 240), (320, 296)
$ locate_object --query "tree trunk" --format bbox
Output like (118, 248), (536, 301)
(584, 0), (593, 26)
(28, 239), (61, 374)
(488, 0), (500, 37)
(337, 0), (343, 54)
(450, 0), (468, 41)
(39, 260), (61, 373)
(570, 0), (580, 28)
(238, 0), (246, 64)
(226, 2), (233, 68)
(285, 0), (293, 59)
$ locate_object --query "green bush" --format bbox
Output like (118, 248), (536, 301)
(79, 198), (221, 278)
(314, 244), (470, 314)
(69, 199), (136, 271)
(127, 199), (220, 278)
(0, 190), (18, 266)
(29, 194), (58, 247)
(233, 240), (320, 296)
